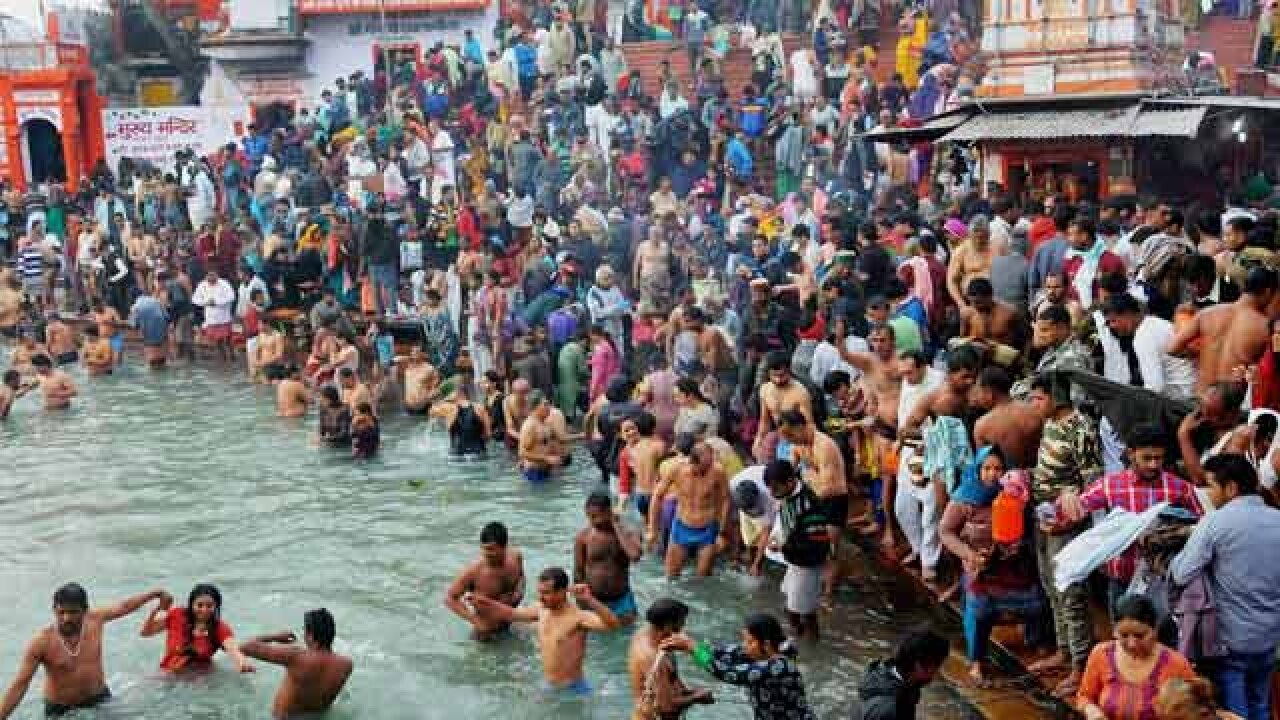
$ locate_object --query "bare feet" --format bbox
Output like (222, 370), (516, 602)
(1027, 651), (1068, 676)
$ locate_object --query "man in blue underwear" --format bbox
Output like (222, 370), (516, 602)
(518, 393), (563, 483)
(0, 582), (171, 719)
(656, 441), (730, 578)
(574, 492), (643, 625)
(471, 567), (621, 696)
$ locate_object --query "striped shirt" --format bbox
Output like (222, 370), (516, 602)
(1078, 469), (1203, 581)
(18, 246), (43, 279)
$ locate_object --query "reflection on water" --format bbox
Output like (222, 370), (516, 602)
(0, 359), (981, 719)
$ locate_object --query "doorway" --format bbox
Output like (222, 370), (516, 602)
(21, 118), (66, 186)
(252, 101), (295, 133)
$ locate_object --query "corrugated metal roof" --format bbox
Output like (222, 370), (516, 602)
(1129, 106), (1208, 137)
(942, 106), (1140, 142)
(1146, 96), (1280, 111)
(859, 111), (973, 142)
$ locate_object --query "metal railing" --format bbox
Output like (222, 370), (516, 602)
(0, 43), (88, 71)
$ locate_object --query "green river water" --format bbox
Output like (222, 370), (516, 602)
(0, 358), (985, 719)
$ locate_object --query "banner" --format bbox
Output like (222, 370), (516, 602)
(102, 106), (248, 175)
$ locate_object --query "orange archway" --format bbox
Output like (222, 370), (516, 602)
(0, 14), (105, 192)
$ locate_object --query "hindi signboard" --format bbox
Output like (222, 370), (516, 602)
(102, 106), (247, 175)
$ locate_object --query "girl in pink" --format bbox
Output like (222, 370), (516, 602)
(588, 325), (621, 402)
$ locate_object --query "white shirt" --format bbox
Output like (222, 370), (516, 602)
(809, 341), (858, 388)
(898, 367), (944, 432)
(192, 277), (236, 327)
(1097, 314), (1196, 399)
(731, 465), (777, 526)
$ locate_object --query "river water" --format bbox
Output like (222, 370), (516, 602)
(0, 359), (985, 719)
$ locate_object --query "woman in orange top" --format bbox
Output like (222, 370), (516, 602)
(1078, 594), (1196, 720)
(140, 584), (253, 673)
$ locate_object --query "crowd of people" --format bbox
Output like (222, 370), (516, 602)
(4, 0), (1280, 717)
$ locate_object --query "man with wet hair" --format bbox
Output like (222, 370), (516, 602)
(241, 608), (354, 719)
(627, 597), (714, 719)
(1, 582), (170, 718)
(445, 521), (526, 640)
(471, 566), (621, 696)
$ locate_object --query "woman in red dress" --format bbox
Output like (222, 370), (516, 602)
(140, 583), (254, 674)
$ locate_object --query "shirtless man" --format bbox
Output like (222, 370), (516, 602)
(471, 567), (621, 695)
(337, 368), (372, 417)
(621, 413), (667, 518)
(239, 608), (354, 720)
(777, 408), (849, 601)
(91, 301), (124, 367)
(627, 598), (713, 720)
(276, 365), (311, 418)
(972, 366), (1045, 469)
(1178, 381), (1249, 484)
(254, 323), (288, 384)
(752, 352), (814, 462)
(900, 346), (980, 596)
(518, 394), (563, 483)
(947, 215), (995, 311)
(401, 349), (441, 415)
(654, 441), (730, 578)
(0, 370), (35, 419)
(0, 272), (22, 340)
(959, 277), (1027, 364)
(503, 378), (534, 451)
(322, 336), (361, 384)
(31, 355), (77, 410)
(842, 324), (902, 542)
(0, 583), (169, 719)
(81, 327), (113, 376)
(444, 522), (526, 640)
(45, 315), (78, 366)
(1171, 267), (1279, 392)
(633, 227), (673, 313)
(574, 492), (642, 624)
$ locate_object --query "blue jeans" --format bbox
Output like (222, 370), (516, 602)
(1216, 649), (1276, 720)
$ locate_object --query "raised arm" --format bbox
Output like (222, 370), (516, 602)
(95, 589), (169, 623)
(900, 389), (936, 440)
(0, 637), (42, 720)
(240, 632), (303, 667)
(139, 595), (174, 637)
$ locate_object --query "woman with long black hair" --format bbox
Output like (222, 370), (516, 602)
(140, 583), (253, 674)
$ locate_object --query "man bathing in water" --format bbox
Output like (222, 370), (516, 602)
(652, 440), (730, 578)
(31, 355), (76, 410)
(44, 315), (77, 366)
(91, 301), (124, 367)
(276, 366), (310, 418)
(445, 522), (526, 640)
(627, 598), (714, 720)
(0, 583), (170, 719)
(81, 327), (113, 376)
(519, 393), (564, 483)
(574, 492), (642, 625)
(254, 322), (288, 384)
(240, 608), (353, 720)
(401, 348), (441, 415)
(471, 567), (621, 695)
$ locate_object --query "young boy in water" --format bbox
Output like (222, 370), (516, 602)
(350, 402), (380, 459)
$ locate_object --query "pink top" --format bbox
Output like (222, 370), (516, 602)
(588, 341), (621, 401)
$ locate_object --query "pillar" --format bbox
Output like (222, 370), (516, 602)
(0, 81), (23, 192)
(60, 81), (81, 191)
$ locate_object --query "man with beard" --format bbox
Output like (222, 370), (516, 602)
(0, 583), (169, 718)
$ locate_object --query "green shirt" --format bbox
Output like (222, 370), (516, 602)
(888, 315), (923, 354)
